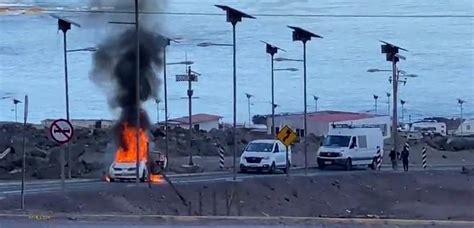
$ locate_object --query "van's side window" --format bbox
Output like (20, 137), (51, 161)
(274, 144), (279, 152)
(357, 136), (367, 148)
(350, 137), (357, 149)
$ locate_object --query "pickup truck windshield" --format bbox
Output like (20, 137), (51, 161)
(245, 143), (274, 152)
(323, 135), (351, 147)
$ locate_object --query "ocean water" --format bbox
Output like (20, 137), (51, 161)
(0, 0), (473, 124)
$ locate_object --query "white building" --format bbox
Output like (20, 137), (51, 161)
(409, 121), (447, 136)
(454, 119), (474, 136)
(267, 110), (391, 139)
(166, 113), (222, 131)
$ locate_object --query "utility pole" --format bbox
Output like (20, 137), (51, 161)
(245, 93), (253, 126)
(289, 26), (323, 175)
(176, 66), (200, 166)
(380, 40), (408, 154)
(373, 95), (379, 115)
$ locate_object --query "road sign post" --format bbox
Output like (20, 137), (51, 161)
(277, 125), (298, 178)
(49, 119), (74, 192)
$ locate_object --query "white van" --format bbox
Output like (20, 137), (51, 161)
(239, 139), (291, 173)
(317, 126), (383, 170)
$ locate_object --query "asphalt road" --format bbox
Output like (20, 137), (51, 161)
(0, 164), (466, 197)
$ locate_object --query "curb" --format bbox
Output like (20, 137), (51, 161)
(0, 213), (472, 226)
(0, 179), (98, 187)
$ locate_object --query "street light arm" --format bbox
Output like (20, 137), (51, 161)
(197, 42), (233, 47)
(274, 57), (303, 62)
(66, 47), (97, 53)
(273, 68), (299, 72)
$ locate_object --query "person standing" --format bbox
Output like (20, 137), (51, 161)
(400, 145), (410, 171)
(389, 149), (398, 170)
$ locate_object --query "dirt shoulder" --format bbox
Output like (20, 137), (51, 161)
(1, 170), (472, 221)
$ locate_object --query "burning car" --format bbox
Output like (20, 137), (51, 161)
(107, 122), (167, 182)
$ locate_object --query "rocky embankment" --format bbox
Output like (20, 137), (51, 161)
(0, 123), (320, 180)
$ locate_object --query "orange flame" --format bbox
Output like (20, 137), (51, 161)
(114, 123), (148, 163)
(149, 174), (163, 183)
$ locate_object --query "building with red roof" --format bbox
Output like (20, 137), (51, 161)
(166, 113), (223, 131)
(267, 110), (391, 138)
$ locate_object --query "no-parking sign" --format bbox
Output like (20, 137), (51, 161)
(49, 119), (74, 144)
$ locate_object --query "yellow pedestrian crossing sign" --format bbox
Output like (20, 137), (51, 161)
(277, 125), (298, 146)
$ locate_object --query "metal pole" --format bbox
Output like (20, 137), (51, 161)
(188, 66), (194, 166)
(20, 95), (28, 209)
(62, 31), (72, 180)
(271, 53), (275, 136)
(303, 41), (308, 176)
(135, 0), (141, 184)
(163, 47), (169, 168)
(247, 96), (251, 126)
(387, 94), (390, 116)
(392, 63), (399, 155)
(460, 103), (463, 135)
(314, 97), (318, 112)
(401, 103), (405, 124)
(375, 98), (378, 114)
(156, 99), (160, 124)
(232, 22), (237, 180)
(285, 145), (289, 178)
(14, 103), (17, 123)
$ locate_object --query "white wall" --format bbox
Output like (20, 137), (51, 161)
(173, 120), (220, 131)
(337, 116), (392, 139)
(197, 120), (220, 131)
(455, 119), (474, 136)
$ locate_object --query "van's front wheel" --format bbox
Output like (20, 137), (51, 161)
(269, 162), (276, 174)
(345, 158), (352, 171)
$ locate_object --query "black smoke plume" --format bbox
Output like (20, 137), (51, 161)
(91, 28), (164, 131)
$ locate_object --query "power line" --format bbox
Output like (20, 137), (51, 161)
(26, 8), (474, 18)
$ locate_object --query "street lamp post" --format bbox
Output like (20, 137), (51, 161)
(400, 99), (406, 124)
(288, 26), (323, 175)
(155, 98), (161, 124)
(106, 1), (141, 183)
(373, 95), (379, 115)
(52, 15), (80, 181)
(158, 35), (180, 168)
(313, 96), (319, 112)
(262, 41), (285, 136)
(458, 99), (465, 135)
(386, 92), (391, 115)
(245, 93), (253, 126)
(215, 5), (255, 180)
(13, 99), (21, 123)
